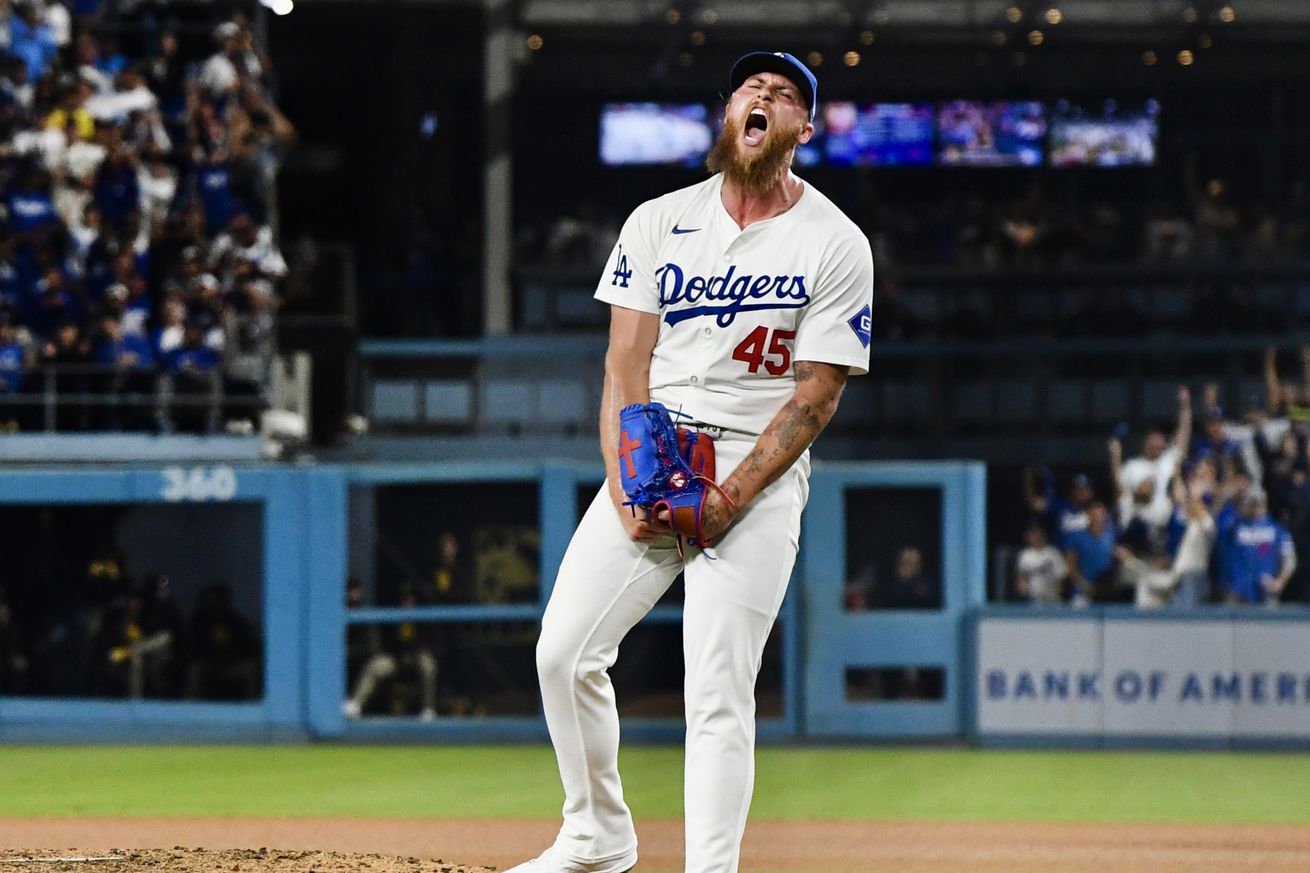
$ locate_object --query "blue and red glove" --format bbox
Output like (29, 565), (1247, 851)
(617, 402), (731, 548)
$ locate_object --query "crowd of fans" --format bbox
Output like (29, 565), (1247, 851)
(0, 1), (291, 432)
(1013, 347), (1310, 607)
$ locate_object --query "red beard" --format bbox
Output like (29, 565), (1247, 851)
(706, 111), (803, 196)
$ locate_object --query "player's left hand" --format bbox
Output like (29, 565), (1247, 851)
(651, 486), (736, 544)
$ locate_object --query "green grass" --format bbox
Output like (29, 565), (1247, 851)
(0, 746), (1307, 824)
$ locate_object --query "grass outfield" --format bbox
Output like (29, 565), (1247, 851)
(0, 746), (1307, 824)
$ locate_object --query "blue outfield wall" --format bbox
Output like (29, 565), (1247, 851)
(6, 461), (1310, 747)
(8, 460), (1310, 747)
(0, 465), (345, 743)
(13, 458), (1216, 746)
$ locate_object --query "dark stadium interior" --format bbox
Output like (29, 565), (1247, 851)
(268, 3), (1310, 340)
(3, 0), (1310, 717)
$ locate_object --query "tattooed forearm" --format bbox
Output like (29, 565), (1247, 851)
(725, 400), (819, 502)
(720, 361), (849, 511)
(793, 361), (820, 382)
(776, 399), (822, 454)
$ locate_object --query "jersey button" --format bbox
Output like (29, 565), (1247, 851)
(703, 327), (712, 337)
(690, 375), (700, 384)
(724, 254), (733, 262)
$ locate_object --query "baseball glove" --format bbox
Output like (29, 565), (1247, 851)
(617, 402), (734, 549)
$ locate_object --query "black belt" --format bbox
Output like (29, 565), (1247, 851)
(680, 420), (757, 438)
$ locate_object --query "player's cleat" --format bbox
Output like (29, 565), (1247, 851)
(501, 846), (636, 873)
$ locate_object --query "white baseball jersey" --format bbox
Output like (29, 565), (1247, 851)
(594, 173), (874, 434)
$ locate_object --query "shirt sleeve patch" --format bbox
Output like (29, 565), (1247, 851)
(847, 304), (872, 349)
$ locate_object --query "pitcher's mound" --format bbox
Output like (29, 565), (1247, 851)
(0, 848), (495, 873)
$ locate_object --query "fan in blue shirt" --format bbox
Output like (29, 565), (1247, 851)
(1220, 489), (1296, 604)
(93, 315), (155, 369)
(164, 322), (220, 374)
(0, 316), (25, 393)
(94, 150), (141, 228)
(25, 268), (80, 339)
(1062, 501), (1117, 605)
(1024, 467), (1093, 548)
(197, 157), (235, 233)
(8, 5), (58, 83)
(7, 187), (58, 233)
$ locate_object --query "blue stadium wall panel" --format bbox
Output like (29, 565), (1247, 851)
(0, 459), (1003, 744)
(0, 465), (346, 743)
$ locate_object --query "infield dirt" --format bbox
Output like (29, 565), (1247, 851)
(4, 818), (1310, 873)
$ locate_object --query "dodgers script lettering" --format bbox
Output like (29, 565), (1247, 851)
(656, 262), (811, 327)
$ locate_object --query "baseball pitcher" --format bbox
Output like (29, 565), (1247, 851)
(509, 51), (873, 873)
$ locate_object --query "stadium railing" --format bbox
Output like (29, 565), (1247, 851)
(1, 364), (265, 434)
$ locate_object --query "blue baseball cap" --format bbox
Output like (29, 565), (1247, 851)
(729, 51), (818, 122)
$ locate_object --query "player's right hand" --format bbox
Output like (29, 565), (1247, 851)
(619, 504), (671, 543)
(610, 488), (670, 542)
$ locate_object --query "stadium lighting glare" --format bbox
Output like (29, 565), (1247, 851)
(859, 30), (875, 46)
(1006, 6), (1022, 23)
(1027, 29), (1044, 46)
(1143, 50), (1158, 65)
(1219, 5), (1235, 22)
(807, 51), (824, 67)
(1183, 6), (1198, 23)
(526, 34), (543, 50)
(689, 30), (705, 45)
(677, 51), (693, 67)
(1198, 33), (1213, 48)
(258, 0), (293, 14)
(665, 8), (680, 24)
(991, 30), (1008, 45)
(1177, 49), (1195, 65)
(843, 50), (861, 67)
(1045, 8), (1062, 25)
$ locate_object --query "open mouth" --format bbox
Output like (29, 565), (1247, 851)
(743, 108), (768, 146)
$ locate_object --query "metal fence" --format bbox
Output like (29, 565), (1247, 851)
(0, 365), (264, 434)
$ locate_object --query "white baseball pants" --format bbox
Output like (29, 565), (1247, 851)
(536, 435), (809, 873)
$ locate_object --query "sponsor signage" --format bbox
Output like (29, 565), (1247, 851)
(976, 616), (1310, 739)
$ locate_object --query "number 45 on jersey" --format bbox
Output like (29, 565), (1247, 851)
(732, 327), (795, 375)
